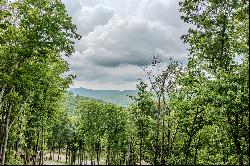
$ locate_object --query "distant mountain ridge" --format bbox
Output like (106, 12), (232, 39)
(69, 87), (138, 107)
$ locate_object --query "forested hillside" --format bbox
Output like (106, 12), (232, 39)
(69, 88), (137, 107)
(0, 0), (249, 165)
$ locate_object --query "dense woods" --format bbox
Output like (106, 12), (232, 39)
(0, 0), (249, 165)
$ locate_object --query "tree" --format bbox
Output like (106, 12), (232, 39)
(130, 81), (155, 165)
(179, 0), (249, 164)
(140, 56), (182, 165)
(0, 0), (80, 164)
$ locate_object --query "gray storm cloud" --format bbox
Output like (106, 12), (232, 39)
(62, 0), (189, 90)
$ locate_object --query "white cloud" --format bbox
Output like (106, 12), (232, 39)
(137, 0), (183, 27)
(61, 0), (189, 90)
(72, 5), (114, 34)
(76, 14), (186, 67)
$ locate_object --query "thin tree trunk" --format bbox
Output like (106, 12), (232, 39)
(139, 133), (142, 165)
(0, 86), (15, 165)
(41, 124), (44, 165)
(58, 144), (61, 161)
(83, 149), (85, 165)
(78, 151), (80, 165)
(81, 151), (83, 165)
(15, 140), (18, 159)
(26, 147), (30, 165)
(32, 143), (36, 166)
(153, 96), (161, 165)
(1, 103), (13, 165)
(15, 116), (22, 159)
(96, 150), (99, 165)
(85, 151), (87, 165)
(160, 108), (166, 165)
(50, 150), (52, 160)
(0, 84), (7, 100)
(36, 130), (40, 157)
(39, 149), (42, 165)
(106, 152), (108, 165)
(0, 111), (4, 160)
(22, 152), (27, 165)
(153, 121), (160, 165)
(53, 143), (55, 161)
(106, 145), (109, 165)
(90, 154), (93, 165)
(79, 149), (81, 165)
(69, 149), (71, 165)
(80, 147), (82, 165)
(32, 154), (36, 165)
(0, 84), (7, 112)
(194, 147), (198, 165)
(66, 146), (68, 164)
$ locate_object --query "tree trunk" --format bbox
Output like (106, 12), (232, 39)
(0, 111), (4, 161)
(96, 150), (99, 165)
(83, 148), (85, 165)
(139, 130), (142, 165)
(15, 140), (18, 159)
(1, 103), (13, 165)
(15, 116), (22, 159)
(26, 147), (30, 165)
(66, 146), (68, 164)
(153, 96), (161, 165)
(79, 147), (82, 165)
(38, 151), (41, 165)
(0, 86), (15, 165)
(41, 124), (44, 165)
(69, 149), (71, 165)
(160, 108), (166, 165)
(106, 145), (110, 165)
(36, 130), (40, 159)
(50, 150), (52, 160)
(193, 147), (198, 165)
(0, 99), (5, 151)
(85, 152), (87, 165)
(53, 143), (55, 161)
(78, 151), (80, 165)
(32, 154), (36, 165)
(106, 152), (108, 165)
(90, 154), (93, 165)
(58, 144), (61, 161)
(0, 84), (7, 112)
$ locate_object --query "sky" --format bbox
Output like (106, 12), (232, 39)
(62, 0), (190, 90)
